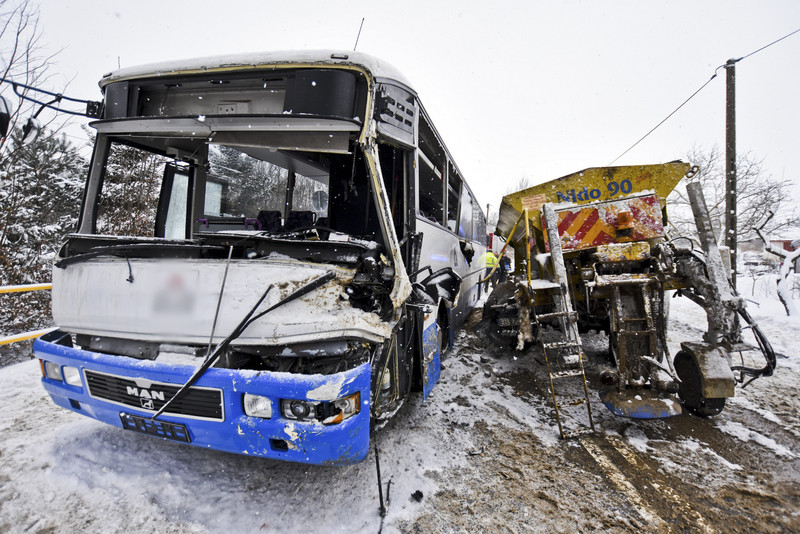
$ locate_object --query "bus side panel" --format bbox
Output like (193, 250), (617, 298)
(416, 217), (476, 308)
(452, 267), (483, 326)
(421, 313), (440, 400)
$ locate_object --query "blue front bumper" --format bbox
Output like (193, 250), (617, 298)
(33, 332), (371, 465)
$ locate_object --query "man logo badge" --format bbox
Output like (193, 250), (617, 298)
(127, 386), (165, 411)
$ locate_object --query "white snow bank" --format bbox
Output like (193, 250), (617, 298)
(716, 421), (796, 459)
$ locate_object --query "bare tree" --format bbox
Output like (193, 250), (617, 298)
(667, 146), (800, 242)
(0, 0), (63, 140)
(753, 211), (800, 316)
(505, 175), (537, 195)
(0, 0), (81, 365)
(484, 175), (539, 229)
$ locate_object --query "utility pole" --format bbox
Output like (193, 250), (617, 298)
(725, 58), (737, 289)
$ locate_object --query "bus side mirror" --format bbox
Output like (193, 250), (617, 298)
(21, 117), (41, 145)
(312, 190), (329, 212)
(0, 96), (10, 138)
(459, 239), (475, 265)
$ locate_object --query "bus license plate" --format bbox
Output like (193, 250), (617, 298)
(119, 413), (191, 443)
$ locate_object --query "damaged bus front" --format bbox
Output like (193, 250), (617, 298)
(33, 51), (486, 465)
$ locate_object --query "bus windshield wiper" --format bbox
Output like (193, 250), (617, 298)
(54, 243), (225, 268)
(151, 270), (336, 420)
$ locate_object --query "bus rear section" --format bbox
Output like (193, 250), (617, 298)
(33, 51), (486, 465)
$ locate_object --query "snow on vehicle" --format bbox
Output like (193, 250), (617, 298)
(33, 51), (487, 465)
(483, 162), (775, 436)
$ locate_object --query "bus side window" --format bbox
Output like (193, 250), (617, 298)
(472, 197), (486, 242)
(417, 112), (445, 226)
(417, 156), (442, 224)
(458, 188), (473, 240)
(447, 163), (460, 233)
(155, 164), (193, 239)
(204, 180), (224, 216)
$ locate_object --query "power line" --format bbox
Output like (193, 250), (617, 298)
(608, 26), (800, 166)
(737, 26), (800, 62)
(607, 72), (719, 166)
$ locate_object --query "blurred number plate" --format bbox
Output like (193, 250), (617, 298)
(119, 413), (191, 443)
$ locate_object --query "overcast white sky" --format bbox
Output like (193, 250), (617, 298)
(32, 0), (800, 211)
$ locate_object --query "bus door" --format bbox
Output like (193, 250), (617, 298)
(407, 302), (440, 400)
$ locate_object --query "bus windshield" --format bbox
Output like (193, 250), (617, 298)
(91, 137), (385, 246)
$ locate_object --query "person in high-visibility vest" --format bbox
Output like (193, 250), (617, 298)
(484, 250), (498, 292)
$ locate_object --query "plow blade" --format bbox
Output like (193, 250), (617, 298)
(600, 388), (683, 419)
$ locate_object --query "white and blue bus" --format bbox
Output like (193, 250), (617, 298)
(33, 51), (486, 465)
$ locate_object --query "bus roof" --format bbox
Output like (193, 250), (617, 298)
(100, 50), (413, 90)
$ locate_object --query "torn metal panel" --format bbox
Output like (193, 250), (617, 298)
(363, 139), (412, 309)
(52, 257), (392, 346)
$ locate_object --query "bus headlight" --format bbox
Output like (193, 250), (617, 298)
(280, 392), (361, 425)
(243, 394), (273, 419)
(62, 366), (82, 387)
(323, 392), (361, 425)
(281, 399), (316, 421)
(43, 361), (62, 381)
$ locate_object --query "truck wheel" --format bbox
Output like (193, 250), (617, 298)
(674, 349), (726, 416)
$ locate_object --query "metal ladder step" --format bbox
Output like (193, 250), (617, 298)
(562, 428), (594, 439)
(617, 329), (656, 336)
(618, 317), (650, 323)
(551, 369), (584, 379)
(543, 341), (581, 350)
(728, 342), (759, 352)
(538, 201), (596, 440)
(535, 311), (577, 321)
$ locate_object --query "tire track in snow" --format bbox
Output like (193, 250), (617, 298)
(603, 433), (716, 533)
(579, 436), (672, 532)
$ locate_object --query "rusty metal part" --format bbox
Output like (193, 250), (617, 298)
(515, 283), (535, 350)
(685, 181), (742, 345)
(679, 342), (736, 399)
(674, 346), (728, 416)
(596, 242), (651, 263)
(672, 248), (775, 383)
(524, 208), (533, 285)
(542, 204), (571, 298)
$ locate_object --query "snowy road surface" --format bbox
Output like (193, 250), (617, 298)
(1, 283), (798, 533)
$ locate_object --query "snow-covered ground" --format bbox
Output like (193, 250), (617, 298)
(1, 276), (798, 533)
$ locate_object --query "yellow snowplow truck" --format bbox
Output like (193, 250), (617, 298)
(484, 162), (774, 434)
